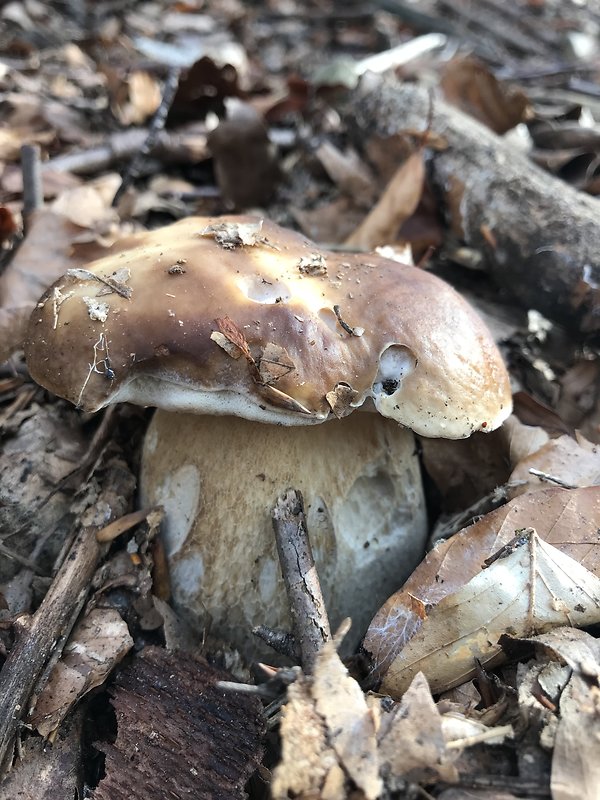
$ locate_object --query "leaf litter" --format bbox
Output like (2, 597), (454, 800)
(2, 0), (600, 797)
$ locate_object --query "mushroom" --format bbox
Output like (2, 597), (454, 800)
(25, 215), (512, 657)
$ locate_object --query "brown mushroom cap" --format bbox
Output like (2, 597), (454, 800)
(25, 215), (511, 438)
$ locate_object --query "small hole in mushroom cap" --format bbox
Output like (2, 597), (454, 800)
(372, 344), (416, 397)
(238, 275), (291, 304)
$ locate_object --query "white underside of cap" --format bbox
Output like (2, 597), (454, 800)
(110, 374), (330, 426)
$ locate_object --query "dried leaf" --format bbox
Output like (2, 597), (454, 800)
(113, 71), (161, 126)
(502, 629), (600, 800)
(272, 626), (382, 800)
(214, 316), (254, 363)
(315, 141), (376, 207)
(51, 180), (120, 229)
(378, 672), (458, 784)
(344, 151), (425, 250)
(509, 433), (600, 498)
(258, 342), (295, 385)
(65, 268), (132, 299)
(210, 330), (243, 359)
(326, 382), (359, 419)
(200, 220), (265, 249)
(31, 609), (133, 737)
(375, 529), (600, 696)
(83, 296), (110, 322)
(298, 253), (327, 276)
(364, 486), (600, 693)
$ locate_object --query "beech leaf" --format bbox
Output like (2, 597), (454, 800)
(376, 529), (600, 696)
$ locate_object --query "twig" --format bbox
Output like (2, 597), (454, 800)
(528, 468), (578, 490)
(20, 144), (43, 231)
(112, 67), (181, 207)
(252, 625), (299, 661)
(0, 456), (133, 777)
(271, 489), (330, 673)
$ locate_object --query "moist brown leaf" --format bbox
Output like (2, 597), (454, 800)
(344, 150), (425, 251)
(441, 56), (530, 134)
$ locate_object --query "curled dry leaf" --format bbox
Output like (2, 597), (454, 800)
(30, 608), (133, 737)
(344, 150), (425, 251)
(364, 486), (600, 697)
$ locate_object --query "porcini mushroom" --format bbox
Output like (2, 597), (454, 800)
(25, 215), (512, 657)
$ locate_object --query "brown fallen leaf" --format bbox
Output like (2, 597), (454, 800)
(441, 56), (530, 135)
(112, 71), (161, 126)
(315, 141), (377, 207)
(372, 529), (600, 696)
(344, 150), (425, 251)
(364, 486), (600, 694)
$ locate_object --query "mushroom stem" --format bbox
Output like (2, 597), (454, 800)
(272, 489), (331, 673)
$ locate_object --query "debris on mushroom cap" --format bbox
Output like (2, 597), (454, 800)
(24, 215), (512, 438)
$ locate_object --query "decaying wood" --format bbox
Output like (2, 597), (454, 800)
(93, 647), (265, 800)
(0, 455), (135, 777)
(271, 489), (331, 672)
(347, 78), (600, 333)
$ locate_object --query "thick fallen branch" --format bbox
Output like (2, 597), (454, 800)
(346, 78), (600, 333)
(0, 455), (134, 777)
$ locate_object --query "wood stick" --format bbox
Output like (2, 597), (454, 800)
(252, 625), (299, 661)
(271, 489), (330, 673)
(20, 145), (43, 230)
(0, 455), (134, 777)
(345, 77), (600, 334)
